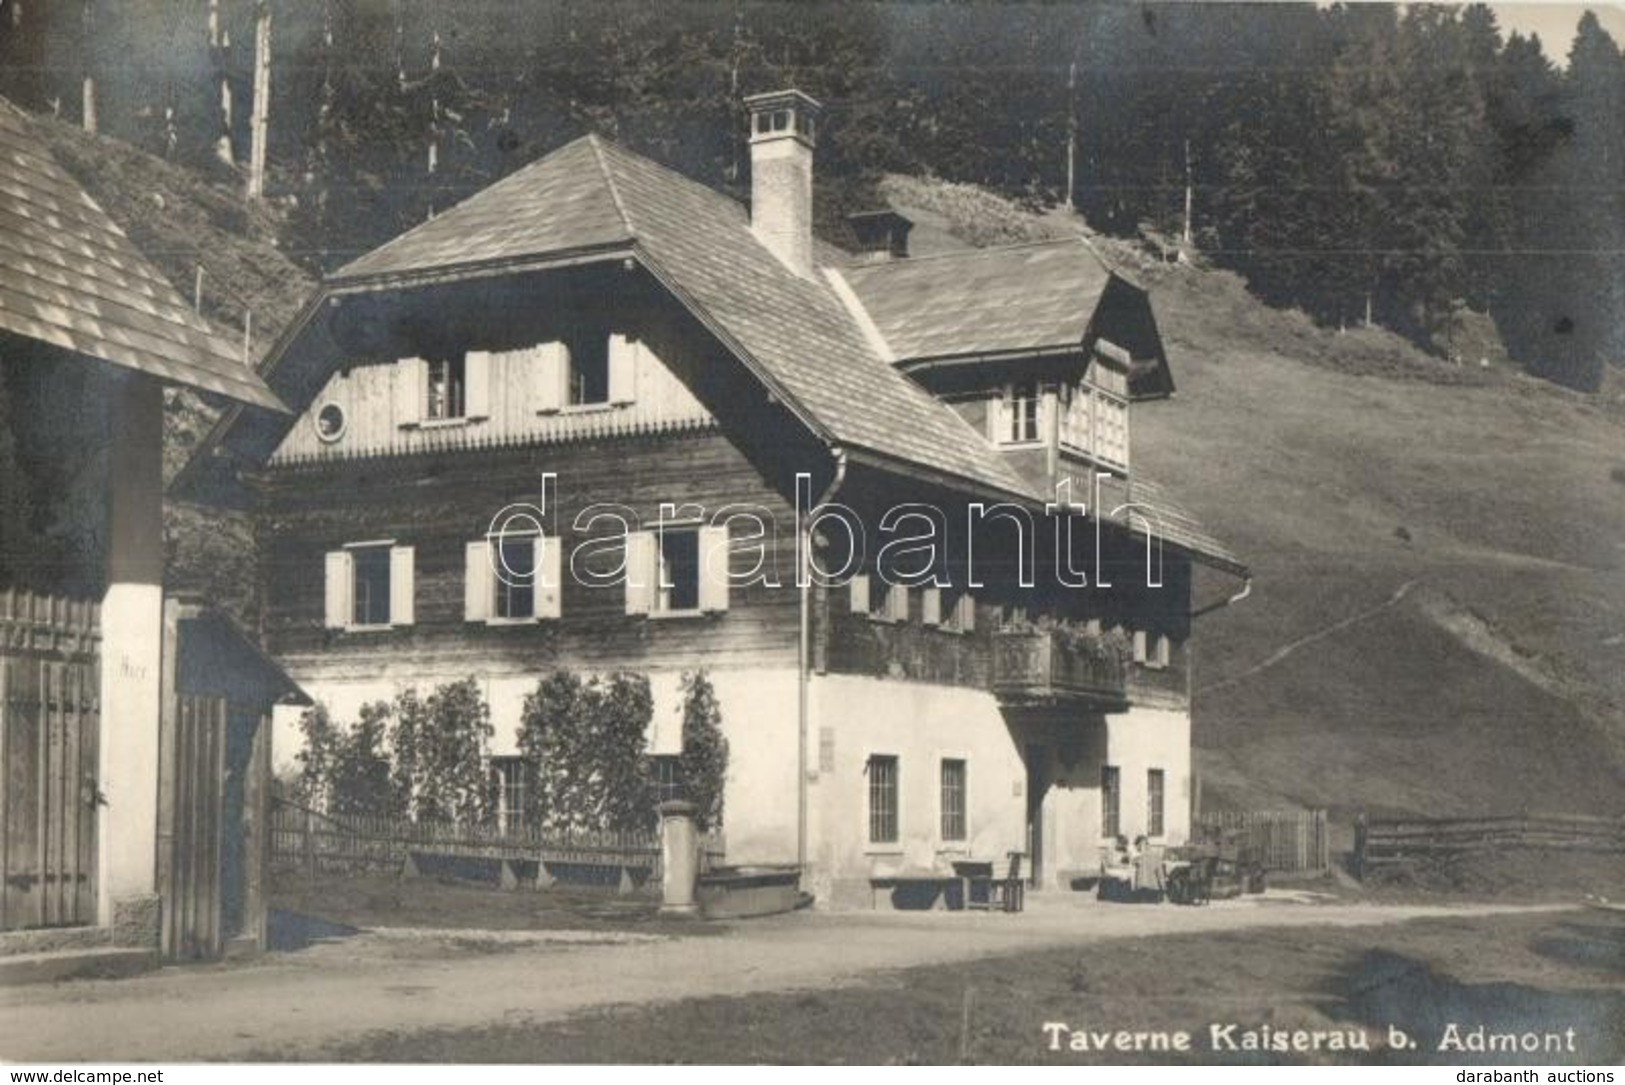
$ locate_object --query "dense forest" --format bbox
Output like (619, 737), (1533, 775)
(1, 1), (1620, 389)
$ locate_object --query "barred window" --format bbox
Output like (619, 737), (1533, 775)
(1101, 764), (1121, 840)
(940, 759), (967, 842)
(867, 754), (899, 845)
(1147, 768), (1166, 838)
(651, 755), (684, 806)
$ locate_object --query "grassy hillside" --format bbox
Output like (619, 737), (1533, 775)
(887, 174), (1625, 822)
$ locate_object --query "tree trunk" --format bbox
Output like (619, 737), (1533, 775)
(81, 76), (96, 134)
(1182, 138), (1194, 253)
(248, 2), (271, 199)
(80, 2), (96, 134)
(209, 0), (234, 166)
(1065, 60), (1077, 212)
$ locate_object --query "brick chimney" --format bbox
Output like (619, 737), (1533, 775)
(744, 89), (822, 278)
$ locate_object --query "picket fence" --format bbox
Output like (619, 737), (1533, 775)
(1196, 809), (1330, 875)
(270, 801), (724, 886)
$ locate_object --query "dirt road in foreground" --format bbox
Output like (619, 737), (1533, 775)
(0, 897), (1572, 1062)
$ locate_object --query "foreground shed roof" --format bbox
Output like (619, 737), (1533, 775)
(0, 99), (284, 412)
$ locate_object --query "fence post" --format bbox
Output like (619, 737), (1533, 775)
(1353, 814), (1367, 880)
(304, 808), (317, 880)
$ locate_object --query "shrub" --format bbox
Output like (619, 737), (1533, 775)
(677, 670), (729, 831)
(291, 699), (394, 816)
(389, 678), (493, 824)
(521, 671), (654, 832)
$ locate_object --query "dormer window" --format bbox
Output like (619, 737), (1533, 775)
(426, 356), (466, 420)
(997, 380), (1043, 446)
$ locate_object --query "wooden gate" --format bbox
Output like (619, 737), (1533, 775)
(158, 694), (227, 959)
(0, 592), (100, 933)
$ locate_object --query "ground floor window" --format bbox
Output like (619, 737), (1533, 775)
(1101, 764), (1121, 840)
(490, 756), (530, 834)
(867, 754), (899, 845)
(1147, 767), (1165, 838)
(940, 759), (966, 842)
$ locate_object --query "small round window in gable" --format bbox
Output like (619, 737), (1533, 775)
(314, 402), (347, 443)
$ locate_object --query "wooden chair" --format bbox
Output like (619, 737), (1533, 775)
(986, 851), (1026, 913)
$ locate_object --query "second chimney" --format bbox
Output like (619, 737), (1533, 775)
(744, 89), (822, 279)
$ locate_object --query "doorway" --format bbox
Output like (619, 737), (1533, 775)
(1024, 743), (1049, 886)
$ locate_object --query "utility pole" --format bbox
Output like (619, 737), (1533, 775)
(247, 1), (270, 199)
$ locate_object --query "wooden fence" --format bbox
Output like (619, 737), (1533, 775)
(270, 801), (725, 887)
(0, 590), (101, 931)
(158, 695), (228, 960)
(1196, 809), (1330, 875)
(1354, 813), (1625, 878)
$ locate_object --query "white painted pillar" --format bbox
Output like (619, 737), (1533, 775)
(658, 800), (700, 916)
(97, 375), (165, 929)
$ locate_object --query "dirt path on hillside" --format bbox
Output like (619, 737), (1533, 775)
(0, 898), (1569, 1062)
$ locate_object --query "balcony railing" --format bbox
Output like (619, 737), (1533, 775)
(990, 627), (1128, 709)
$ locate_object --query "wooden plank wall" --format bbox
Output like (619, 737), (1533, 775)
(261, 430), (804, 683)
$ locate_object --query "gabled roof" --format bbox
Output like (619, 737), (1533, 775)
(327, 134), (1034, 501)
(190, 130), (1239, 574)
(0, 100), (285, 412)
(836, 239), (1113, 363)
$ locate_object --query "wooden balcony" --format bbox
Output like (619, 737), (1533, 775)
(990, 628), (1128, 711)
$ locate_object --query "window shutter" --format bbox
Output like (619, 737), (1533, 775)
(390, 545), (415, 626)
(624, 531), (655, 616)
(992, 390), (1009, 443)
(464, 350), (492, 419)
(849, 573), (870, 613)
(394, 357), (424, 427)
(1132, 629), (1147, 663)
(324, 550), (352, 629)
(537, 537), (563, 619)
(533, 342), (566, 413)
(464, 540), (491, 622)
(889, 585), (910, 623)
(921, 587), (942, 626)
(607, 334), (639, 405)
(958, 593), (976, 632)
(698, 525), (730, 612)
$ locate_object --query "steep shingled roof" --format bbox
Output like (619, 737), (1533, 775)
(207, 131), (1238, 573)
(1127, 472), (1246, 577)
(0, 100), (284, 412)
(328, 134), (1033, 500)
(836, 239), (1113, 362)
